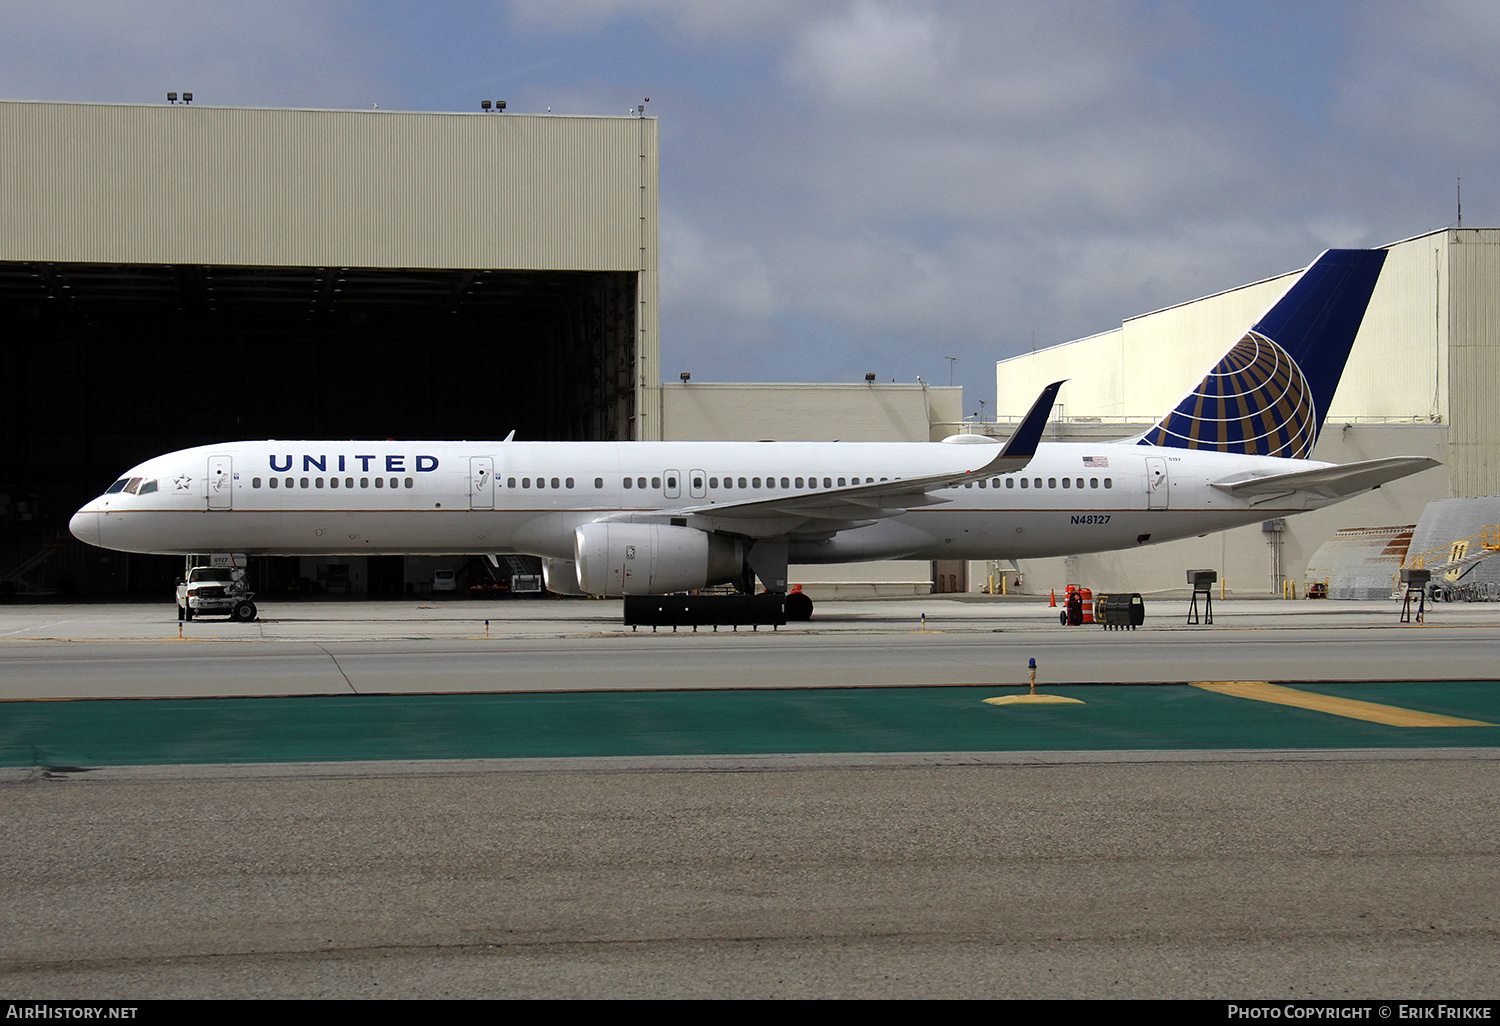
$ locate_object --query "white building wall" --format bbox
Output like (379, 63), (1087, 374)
(660, 382), (964, 597)
(990, 229), (1485, 598)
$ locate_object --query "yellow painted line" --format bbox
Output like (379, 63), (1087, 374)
(983, 694), (1084, 706)
(1191, 681), (1492, 727)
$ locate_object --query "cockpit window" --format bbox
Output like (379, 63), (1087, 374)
(122, 478), (144, 495)
(138, 479), (158, 494)
(105, 479), (130, 494)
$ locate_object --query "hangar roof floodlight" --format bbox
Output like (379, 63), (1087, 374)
(182, 92), (193, 104)
(481, 100), (492, 111)
(865, 372), (876, 383)
(496, 100), (506, 111)
(680, 371), (691, 382)
(166, 92), (177, 103)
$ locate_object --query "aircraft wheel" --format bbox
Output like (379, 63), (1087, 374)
(232, 600), (257, 623)
(786, 591), (813, 621)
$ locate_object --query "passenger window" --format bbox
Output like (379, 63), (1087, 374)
(738, 477), (747, 489)
(709, 477), (718, 489)
(652, 477), (661, 489)
(781, 477), (790, 488)
(1048, 478), (1056, 488)
(624, 478), (633, 489)
(316, 477), (325, 489)
(360, 478), (369, 488)
(1062, 478), (1070, 489)
(638, 477), (647, 489)
(1006, 478), (1015, 488)
(752, 477), (761, 488)
(389, 478), (398, 489)
(346, 478), (354, 489)
(565, 478), (574, 489)
(1104, 478), (1113, 489)
(965, 482), (973, 489)
(1090, 478), (1098, 488)
(595, 478), (603, 489)
(523, 478), (531, 488)
(824, 478), (832, 488)
(269, 478), (278, 489)
(252, 478), (262, 489)
(795, 477), (804, 488)
(301, 478), (310, 489)
(693, 476), (702, 489)
(1034, 478), (1042, 488)
(405, 478), (414, 489)
(838, 478), (846, 487)
(1020, 479), (1029, 489)
(375, 478), (384, 489)
(329, 477), (339, 489)
(551, 477), (560, 489)
(1076, 478), (1084, 488)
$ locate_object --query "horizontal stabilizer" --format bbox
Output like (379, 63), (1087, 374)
(1211, 456), (1440, 499)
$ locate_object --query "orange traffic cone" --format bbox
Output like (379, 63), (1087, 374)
(1049, 589), (1056, 607)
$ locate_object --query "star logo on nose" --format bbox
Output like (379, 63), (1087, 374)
(175, 475), (192, 491)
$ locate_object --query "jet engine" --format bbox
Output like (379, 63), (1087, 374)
(574, 522), (743, 596)
(541, 557), (587, 596)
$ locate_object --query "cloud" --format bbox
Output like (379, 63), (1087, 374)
(0, 1), (388, 108)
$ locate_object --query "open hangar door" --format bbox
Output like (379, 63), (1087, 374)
(0, 260), (638, 598)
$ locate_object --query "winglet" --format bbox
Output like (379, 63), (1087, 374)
(976, 379), (1064, 476)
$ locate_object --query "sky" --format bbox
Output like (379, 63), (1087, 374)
(2, 0), (1494, 413)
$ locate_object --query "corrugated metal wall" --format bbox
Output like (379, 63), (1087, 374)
(0, 98), (661, 440)
(1, 100), (651, 269)
(1447, 231), (1500, 497)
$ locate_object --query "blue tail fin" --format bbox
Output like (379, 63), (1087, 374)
(1139, 249), (1386, 458)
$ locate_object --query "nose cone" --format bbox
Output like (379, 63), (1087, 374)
(70, 510), (102, 548)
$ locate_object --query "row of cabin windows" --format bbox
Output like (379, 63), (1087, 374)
(498, 475), (888, 491)
(248, 473), (1114, 493)
(495, 474), (1112, 492)
(991, 476), (1111, 490)
(251, 477), (414, 490)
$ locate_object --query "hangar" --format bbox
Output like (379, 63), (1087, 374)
(990, 227), (1499, 598)
(0, 99), (658, 598)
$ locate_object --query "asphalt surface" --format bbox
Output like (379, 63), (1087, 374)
(2, 595), (1497, 999)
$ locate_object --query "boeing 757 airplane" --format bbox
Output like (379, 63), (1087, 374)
(71, 249), (1438, 618)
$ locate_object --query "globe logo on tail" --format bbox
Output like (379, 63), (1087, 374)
(1140, 331), (1317, 459)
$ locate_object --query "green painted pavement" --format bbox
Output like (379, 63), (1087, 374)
(1, 682), (1496, 767)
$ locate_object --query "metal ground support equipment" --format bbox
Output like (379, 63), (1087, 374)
(1095, 593), (1145, 630)
(624, 593), (786, 631)
(1400, 568), (1430, 624)
(1186, 569), (1216, 625)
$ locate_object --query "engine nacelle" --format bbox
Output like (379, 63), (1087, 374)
(575, 523), (743, 596)
(541, 557), (587, 596)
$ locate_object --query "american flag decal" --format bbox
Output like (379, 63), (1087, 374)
(1083, 456), (1109, 468)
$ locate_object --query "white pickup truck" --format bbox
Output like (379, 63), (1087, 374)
(176, 566), (257, 622)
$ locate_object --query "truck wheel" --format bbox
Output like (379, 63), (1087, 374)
(232, 600), (257, 623)
(786, 591), (813, 621)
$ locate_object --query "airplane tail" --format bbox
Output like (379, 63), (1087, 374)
(1139, 248), (1387, 458)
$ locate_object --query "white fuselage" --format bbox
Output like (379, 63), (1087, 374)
(70, 439), (1339, 564)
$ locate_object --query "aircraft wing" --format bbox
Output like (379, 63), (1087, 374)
(1210, 456), (1440, 499)
(599, 380), (1064, 533)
